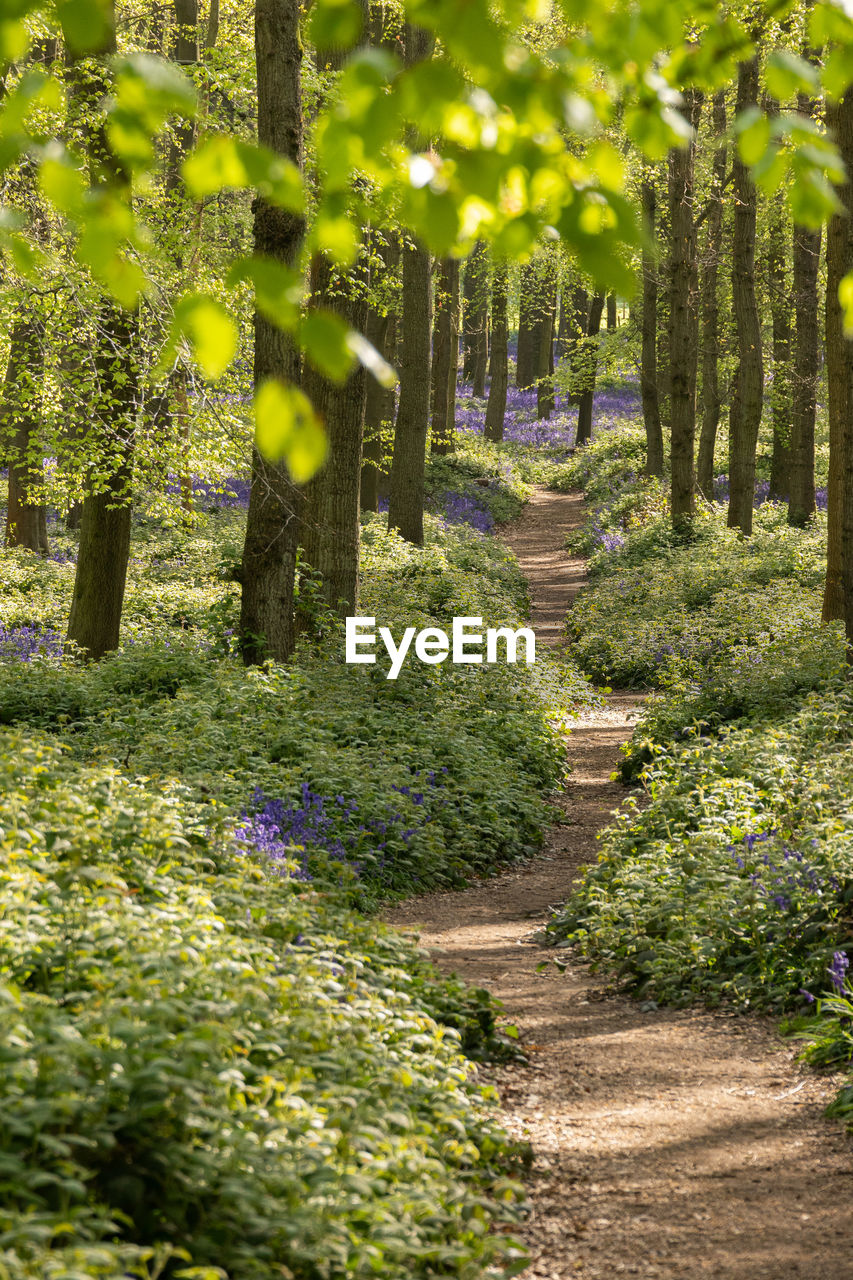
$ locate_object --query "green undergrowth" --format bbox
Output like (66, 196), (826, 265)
(0, 512), (595, 904)
(0, 487), (601, 1276)
(548, 416), (853, 1132)
(0, 734), (530, 1280)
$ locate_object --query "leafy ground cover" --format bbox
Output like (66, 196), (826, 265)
(0, 424), (599, 1279)
(0, 734), (531, 1280)
(545, 416), (853, 1134)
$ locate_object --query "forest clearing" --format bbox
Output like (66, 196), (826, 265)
(2, 1), (853, 1278)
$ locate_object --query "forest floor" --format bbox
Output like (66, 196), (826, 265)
(386, 487), (853, 1280)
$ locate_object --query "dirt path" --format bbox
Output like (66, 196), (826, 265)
(387, 487), (853, 1280)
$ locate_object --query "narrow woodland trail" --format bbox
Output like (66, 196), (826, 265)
(387, 487), (853, 1280)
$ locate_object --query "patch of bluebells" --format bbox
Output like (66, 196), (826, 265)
(726, 830), (838, 913)
(238, 770), (451, 885)
(712, 475), (829, 513)
(376, 491), (494, 533)
(440, 491), (494, 534)
(0, 624), (63, 661)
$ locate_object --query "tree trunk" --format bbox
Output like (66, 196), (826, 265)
(238, 0), (305, 664)
(516, 262), (537, 388)
(640, 178), (664, 478)
(606, 292), (617, 330)
(536, 275), (555, 419)
(300, 253), (368, 617)
(566, 284), (589, 405)
(727, 58), (764, 535)
(696, 90), (727, 498)
(484, 262), (508, 442)
(430, 256), (459, 454)
(361, 232), (398, 509)
(463, 241), (488, 396)
(66, 3), (139, 659)
(767, 190), (793, 500)
(575, 292), (605, 446)
(2, 313), (49, 553)
(824, 94), (853, 624)
(669, 87), (703, 532)
(388, 237), (432, 545)
(789, 83), (822, 528)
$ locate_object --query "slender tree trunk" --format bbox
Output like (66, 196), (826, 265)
(447, 258), (460, 432)
(697, 90), (727, 498)
(640, 178), (664, 478)
(789, 81), (822, 528)
(66, 2), (139, 659)
(388, 236), (432, 544)
(516, 262), (536, 388)
(536, 275), (555, 419)
(2, 313), (48, 553)
(300, 254), (368, 616)
(575, 292), (605, 446)
(464, 241), (488, 396)
(606, 293), (617, 330)
(238, 0), (305, 664)
(767, 192), (793, 500)
(669, 88), (703, 532)
(824, 94), (853, 624)
(431, 256), (458, 454)
(566, 284), (589, 405)
(361, 232), (398, 509)
(727, 56), (764, 535)
(484, 262), (508, 442)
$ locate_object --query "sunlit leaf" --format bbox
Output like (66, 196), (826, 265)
(307, 0), (365, 54)
(174, 294), (238, 380)
(301, 309), (355, 381)
(254, 379), (328, 481)
(346, 331), (397, 388)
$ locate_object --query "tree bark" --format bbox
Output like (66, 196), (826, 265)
(536, 274), (555, 419)
(2, 313), (48, 553)
(727, 57), (764, 535)
(575, 292), (605, 446)
(463, 241), (488, 396)
(516, 262), (537, 388)
(238, 0), (305, 664)
(789, 81), (822, 529)
(484, 262), (508, 441)
(824, 93), (853, 627)
(430, 256), (459, 454)
(361, 232), (398, 509)
(606, 292), (617, 330)
(696, 90), (727, 498)
(668, 87), (703, 532)
(640, 178), (664, 478)
(300, 253), (368, 617)
(66, 2), (139, 659)
(388, 237), (432, 544)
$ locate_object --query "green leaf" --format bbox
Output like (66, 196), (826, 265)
(307, 0), (365, 54)
(183, 136), (303, 211)
(311, 212), (359, 265)
(55, 0), (112, 53)
(254, 379), (328, 481)
(765, 50), (820, 101)
(301, 310), (355, 381)
(227, 256), (303, 330)
(38, 152), (87, 216)
(735, 108), (771, 168)
(174, 294), (238, 380)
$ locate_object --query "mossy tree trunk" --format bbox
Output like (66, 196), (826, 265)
(2, 312), (48, 554)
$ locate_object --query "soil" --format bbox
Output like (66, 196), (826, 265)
(386, 487), (853, 1280)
